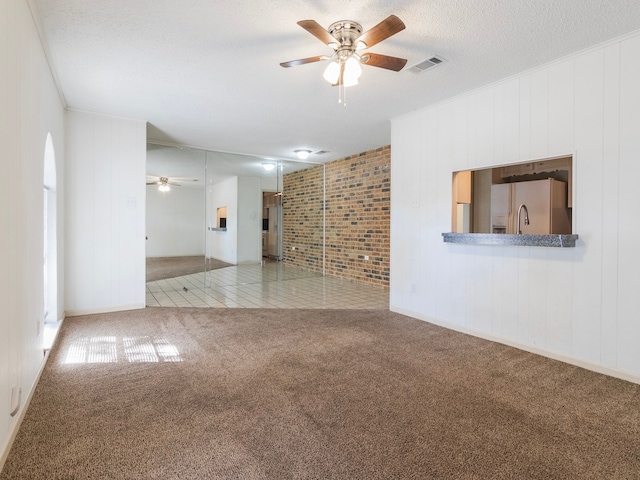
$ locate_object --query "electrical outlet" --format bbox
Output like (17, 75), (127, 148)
(364, 255), (369, 260)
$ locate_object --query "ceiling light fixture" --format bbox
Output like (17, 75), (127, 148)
(158, 184), (170, 192)
(262, 162), (276, 171)
(323, 55), (362, 87)
(280, 16), (407, 107)
(322, 54), (363, 105)
(322, 19), (366, 105)
(295, 149), (312, 160)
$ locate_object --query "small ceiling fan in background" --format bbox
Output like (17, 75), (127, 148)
(146, 176), (198, 192)
(280, 15), (407, 103)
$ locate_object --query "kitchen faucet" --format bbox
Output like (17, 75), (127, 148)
(517, 204), (529, 234)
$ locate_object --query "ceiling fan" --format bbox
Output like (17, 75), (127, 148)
(146, 176), (197, 192)
(280, 15), (407, 94)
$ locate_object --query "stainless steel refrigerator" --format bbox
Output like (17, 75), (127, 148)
(490, 178), (571, 234)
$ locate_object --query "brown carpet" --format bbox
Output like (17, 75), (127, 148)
(146, 256), (233, 282)
(2, 308), (640, 479)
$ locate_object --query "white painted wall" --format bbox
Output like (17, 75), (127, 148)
(65, 110), (146, 315)
(207, 176), (238, 263)
(261, 175), (278, 193)
(237, 177), (262, 264)
(390, 30), (640, 382)
(146, 186), (205, 258)
(0, 0), (65, 466)
(206, 176), (263, 264)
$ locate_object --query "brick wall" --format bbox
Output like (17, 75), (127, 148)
(282, 146), (390, 287)
(281, 163), (325, 271)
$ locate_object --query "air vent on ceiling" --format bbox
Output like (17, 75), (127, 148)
(408, 55), (446, 74)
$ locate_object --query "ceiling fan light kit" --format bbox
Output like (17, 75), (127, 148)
(157, 176), (171, 192)
(323, 56), (362, 87)
(322, 60), (340, 84)
(146, 175), (197, 192)
(281, 15), (407, 106)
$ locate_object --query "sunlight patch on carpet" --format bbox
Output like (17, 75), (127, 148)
(63, 336), (182, 364)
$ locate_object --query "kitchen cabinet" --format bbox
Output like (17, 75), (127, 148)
(491, 178), (571, 234)
(498, 156), (572, 207)
(453, 170), (472, 204)
(452, 170), (472, 232)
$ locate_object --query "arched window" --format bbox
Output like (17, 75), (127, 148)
(43, 133), (57, 325)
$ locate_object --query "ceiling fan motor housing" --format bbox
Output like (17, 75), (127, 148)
(328, 20), (364, 58)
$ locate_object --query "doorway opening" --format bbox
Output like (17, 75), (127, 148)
(262, 192), (282, 260)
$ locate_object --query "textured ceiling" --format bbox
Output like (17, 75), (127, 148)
(35, 0), (640, 162)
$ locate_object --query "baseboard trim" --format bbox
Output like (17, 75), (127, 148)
(0, 350), (51, 472)
(65, 303), (145, 317)
(391, 305), (640, 386)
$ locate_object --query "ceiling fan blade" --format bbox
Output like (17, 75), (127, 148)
(280, 55), (329, 68)
(146, 182), (160, 185)
(297, 20), (336, 46)
(355, 15), (405, 49)
(360, 52), (407, 72)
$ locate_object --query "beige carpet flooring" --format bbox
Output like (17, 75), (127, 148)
(2, 308), (639, 479)
(146, 256), (232, 282)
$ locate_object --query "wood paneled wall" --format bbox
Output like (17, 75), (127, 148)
(65, 110), (146, 315)
(391, 31), (640, 381)
(0, 0), (65, 466)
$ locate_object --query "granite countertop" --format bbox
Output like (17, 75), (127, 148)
(442, 233), (579, 248)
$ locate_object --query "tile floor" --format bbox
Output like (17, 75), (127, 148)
(146, 261), (389, 309)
